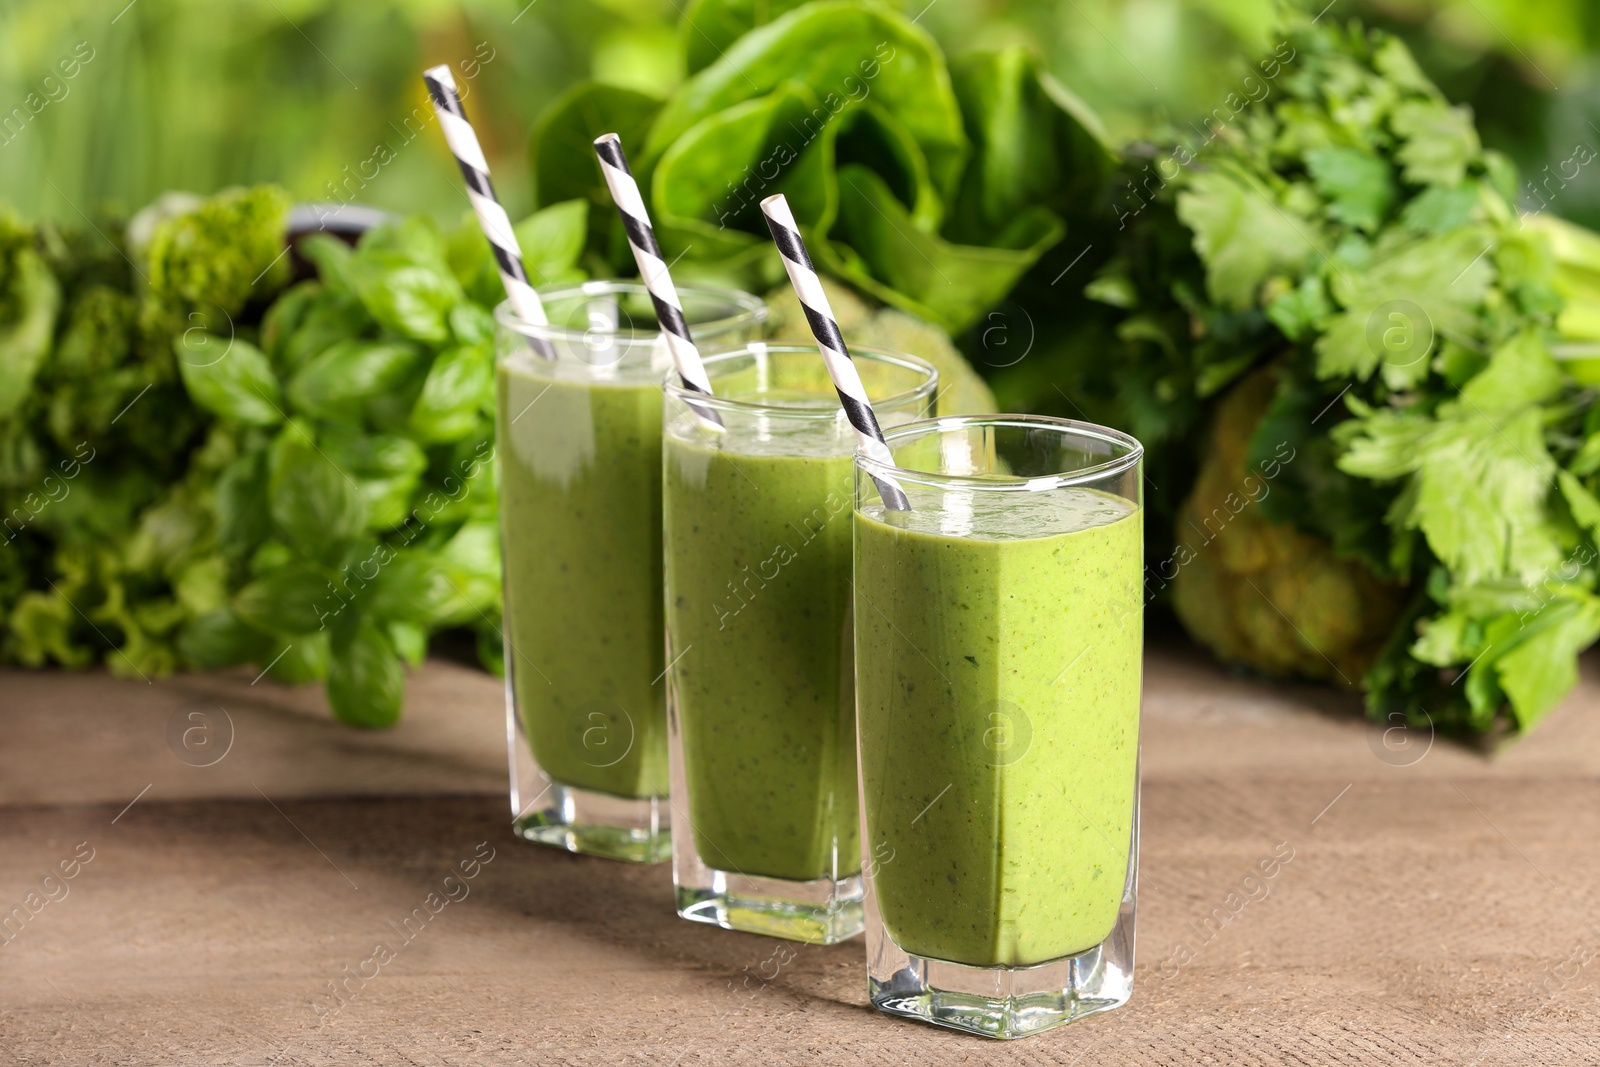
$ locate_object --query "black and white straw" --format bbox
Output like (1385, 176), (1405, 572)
(760, 194), (910, 510)
(422, 64), (553, 359)
(593, 132), (722, 429)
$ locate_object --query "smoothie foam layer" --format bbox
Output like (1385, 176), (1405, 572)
(855, 488), (1142, 967)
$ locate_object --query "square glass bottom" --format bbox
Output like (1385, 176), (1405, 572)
(673, 866), (864, 945)
(508, 686), (669, 864)
(667, 708), (863, 943)
(864, 786), (1139, 1038)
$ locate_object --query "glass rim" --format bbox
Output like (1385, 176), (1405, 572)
(857, 413), (1145, 492)
(493, 280), (768, 344)
(663, 342), (938, 420)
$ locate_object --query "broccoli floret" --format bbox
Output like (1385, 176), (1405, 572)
(139, 185), (293, 319)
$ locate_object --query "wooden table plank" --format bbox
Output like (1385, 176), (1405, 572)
(2, 648), (1597, 1065)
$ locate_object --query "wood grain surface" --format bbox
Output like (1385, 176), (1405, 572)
(2, 647), (1598, 1065)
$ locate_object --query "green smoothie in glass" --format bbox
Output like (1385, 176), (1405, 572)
(498, 363), (670, 798)
(495, 282), (765, 863)
(663, 344), (936, 941)
(854, 414), (1144, 1039)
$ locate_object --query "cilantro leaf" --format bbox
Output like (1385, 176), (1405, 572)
(1315, 228), (1494, 382)
(1405, 406), (1562, 585)
(1490, 596), (1600, 730)
(1176, 169), (1320, 310)
(1391, 101), (1480, 187)
(1305, 147), (1396, 232)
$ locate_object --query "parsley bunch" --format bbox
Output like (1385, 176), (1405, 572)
(1081, 13), (1600, 733)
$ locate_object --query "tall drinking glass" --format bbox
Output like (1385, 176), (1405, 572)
(495, 281), (766, 863)
(852, 414), (1144, 1037)
(663, 344), (937, 941)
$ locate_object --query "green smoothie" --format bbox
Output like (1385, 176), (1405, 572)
(664, 399), (859, 882)
(497, 358), (669, 799)
(854, 488), (1142, 967)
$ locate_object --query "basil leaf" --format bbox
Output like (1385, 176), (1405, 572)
(432, 519), (501, 627)
(174, 335), (284, 426)
(347, 251), (462, 343)
(287, 339), (427, 421)
(298, 234), (356, 294)
(514, 200), (591, 279)
(409, 343), (493, 444)
(327, 618), (405, 728)
(265, 632), (330, 685)
(321, 431), (427, 531)
(279, 290), (374, 375)
(178, 607), (273, 668)
(388, 621), (428, 667)
(267, 422), (367, 561)
(450, 200), (592, 309)
(356, 216), (448, 265)
(366, 551), (457, 626)
(215, 448), (271, 562)
(260, 281), (322, 365)
(233, 561), (335, 635)
(448, 302), (494, 346)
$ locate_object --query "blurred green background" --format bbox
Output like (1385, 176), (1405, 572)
(5, 0), (1599, 227)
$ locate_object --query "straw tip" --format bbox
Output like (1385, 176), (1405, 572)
(422, 63), (454, 84)
(760, 193), (787, 210)
(593, 132), (620, 145)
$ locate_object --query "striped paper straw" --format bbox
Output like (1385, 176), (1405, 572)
(592, 132), (723, 429)
(422, 64), (554, 360)
(759, 194), (910, 511)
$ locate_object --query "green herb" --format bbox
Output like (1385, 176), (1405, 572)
(1054, 13), (1600, 734)
(173, 201), (589, 727)
(0, 183), (592, 729)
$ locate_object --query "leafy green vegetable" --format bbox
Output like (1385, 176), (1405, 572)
(1052, 10), (1600, 734)
(178, 607), (272, 669)
(174, 335), (283, 426)
(1391, 101), (1480, 187)
(1176, 170), (1316, 310)
(327, 617), (405, 728)
(267, 422), (368, 562)
(286, 339), (427, 420)
(528, 0), (1113, 334)
(0, 183), (593, 729)
(409, 344), (494, 443)
(184, 203), (590, 726)
(2, 189), (255, 682)
(347, 253), (463, 344)
(0, 218), (61, 422)
(1304, 147), (1396, 232)
(233, 561), (334, 636)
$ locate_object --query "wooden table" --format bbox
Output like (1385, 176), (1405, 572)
(3, 647), (1598, 1065)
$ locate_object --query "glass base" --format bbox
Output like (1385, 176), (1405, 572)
(512, 781), (670, 863)
(508, 684), (669, 864)
(867, 919), (1134, 1039)
(674, 871), (863, 944)
(863, 758), (1139, 1039)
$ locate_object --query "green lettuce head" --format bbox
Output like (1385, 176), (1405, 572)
(527, 0), (1114, 334)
